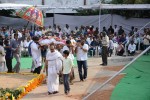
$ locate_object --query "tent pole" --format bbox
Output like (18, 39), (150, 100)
(99, 0), (102, 33)
(53, 9), (55, 26)
(25, 21), (29, 29)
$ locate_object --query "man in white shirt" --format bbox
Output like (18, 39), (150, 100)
(64, 24), (71, 36)
(114, 25), (118, 35)
(35, 28), (42, 37)
(100, 32), (109, 66)
(75, 39), (88, 81)
(128, 40), (136, 56)
(31, 36), (42, 74)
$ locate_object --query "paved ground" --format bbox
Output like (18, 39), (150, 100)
(22, 55), (133, 100)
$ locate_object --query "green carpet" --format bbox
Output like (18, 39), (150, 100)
(111, 55), (150, 100)
(12, 57), (77, 69)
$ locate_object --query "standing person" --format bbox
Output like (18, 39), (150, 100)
(10, 33), (25, 73)
(143, 31), (150, 55)
(108, 36), (114, 57)
(100, 32), (109, 66)
(4, 39), (13, 73)
(62, 40), (75, 84)
(64, 24), (71, 36)
(0, 40), (6, 72)
(43, 44), (63, 95)
(30, 36), (42, 74)
(76, 39), (88, 81)
(62, 50), (73, 95)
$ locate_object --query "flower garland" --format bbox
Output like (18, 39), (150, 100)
(0, 74), (45, 100)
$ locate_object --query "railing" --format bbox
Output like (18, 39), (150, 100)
(82, 45), (150, 100)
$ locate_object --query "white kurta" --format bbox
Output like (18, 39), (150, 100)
(0, 45), (6, 72)
(31, 42), (42, 69)
(46, 50), (63, 92)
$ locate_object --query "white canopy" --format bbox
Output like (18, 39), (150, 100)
(0, 3), (50, 10)
(80, 4), (150, 10)
(0, 3), (150, 10)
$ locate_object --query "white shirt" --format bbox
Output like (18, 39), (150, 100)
(64, 27), (71, 34)
(143, 35), (150, 45)
(18, 32), (22, 38)
(114, 27), (118, 33)
(23, 40), (32, 48)
(0, 45), (5, 62)
(62, 46), (74, 60)
(76, 44), (88, 61)
(35, 31), (42, 36)
(128, 44), (136, 52)
(63, 57), (73, 74)
(102, 35), (109, 46)
(109, 40), (114, 49)
(86, 38), (92, 45)
(31, 42), (42, 68)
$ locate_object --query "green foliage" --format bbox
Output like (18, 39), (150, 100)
(0, 88), (22, 99)
(111, 0), (150, 18)
(0, 9), (15, 17)
(76, 0), (150, 18)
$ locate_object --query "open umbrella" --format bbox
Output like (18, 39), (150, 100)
(16, 6), (43, 27)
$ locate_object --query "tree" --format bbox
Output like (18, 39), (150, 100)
(111, 0), (150, 18)
(0, 9), (15, 17)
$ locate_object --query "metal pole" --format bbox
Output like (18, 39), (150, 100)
(53, 9), (55, 26)
(82, 46), (150, 100)
(98, 0), (101, 33)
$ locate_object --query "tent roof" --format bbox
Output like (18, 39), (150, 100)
(0, 3), (150, 10)
(81, 4), (150, 10)
(0, 3), (50, 10)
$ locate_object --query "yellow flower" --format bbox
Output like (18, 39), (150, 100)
(5, 92), (11, 97)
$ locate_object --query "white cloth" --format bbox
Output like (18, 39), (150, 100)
(31, 42), (42, 68)
(46, 50), (63, 92)
(102, 35), (109, 46)
(39, 39), (56, 46)
(143, 35), (150, 45)
(128, 44), (136, 53)
(64, 27), (71, 35)
(76, 44), (88, 61)
(35, 31), (42, 36)
(109, 40), (114, 49)
(0, 45), (6, 72)
(62, 46), (74, 61)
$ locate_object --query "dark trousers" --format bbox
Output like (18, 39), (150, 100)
(102, 46), (108, 65)
(117, 49), (125, 56)
(33, 66), (42, 74)
(77, 60), (87, 81)
(63, 74), (70, 93)
(144, 45), (149, 55)
(128, 50), (135, 55)
(5, 58), (12, 73)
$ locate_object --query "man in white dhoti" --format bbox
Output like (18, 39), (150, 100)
(43, 44), (63, 95)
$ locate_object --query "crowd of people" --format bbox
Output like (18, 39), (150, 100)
(0, 24), (150, 95)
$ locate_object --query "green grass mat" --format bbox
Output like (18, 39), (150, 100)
(12, 57), (77, 69)
(111, 55), (150, 100)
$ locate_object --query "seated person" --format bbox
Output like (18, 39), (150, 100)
(128, 40), (136, 56)
(116, 42), (124, 56)
(88, 37), (98, 56)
